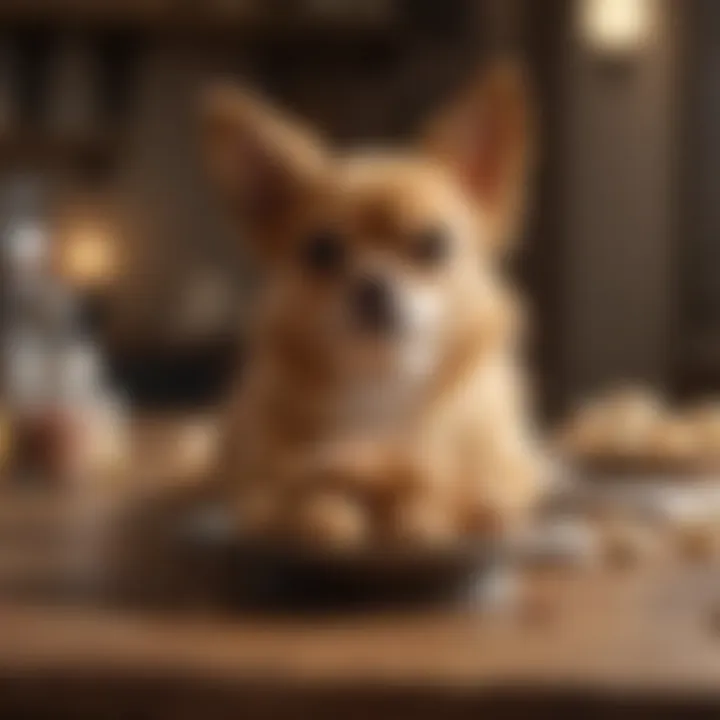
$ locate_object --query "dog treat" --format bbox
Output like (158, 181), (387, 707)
(600, 521), (661, 568)
(557, 388), (720, 474)
(558, 387), (664, 460)
(646, 417), (698, 462)
(604, 390), (664, 456)
(687, 404), (720, 457)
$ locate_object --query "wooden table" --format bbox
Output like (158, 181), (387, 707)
(2, 418), (720, 718)
(2, 562), (720, 717)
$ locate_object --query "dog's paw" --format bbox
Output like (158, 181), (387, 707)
(380, 492), (459, 548)
(287, 439), (423, 500)
(292, 492), (368, 550)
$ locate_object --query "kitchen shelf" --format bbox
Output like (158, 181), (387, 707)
(0, 130), (119, 169)
(0, 2), (397, 37)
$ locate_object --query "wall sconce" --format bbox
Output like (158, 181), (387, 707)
(59, 223), (120, 290)
(579, 0), (655, 57)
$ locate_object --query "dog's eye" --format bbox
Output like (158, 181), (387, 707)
(301, 230), (346, 274)
(412, 227), (448, 266)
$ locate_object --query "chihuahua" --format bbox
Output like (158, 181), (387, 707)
(202, 63), (544, 548)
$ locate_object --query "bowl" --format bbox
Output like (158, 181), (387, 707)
(180, 504), (505, 611)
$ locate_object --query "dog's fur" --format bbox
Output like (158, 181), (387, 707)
(202, 63), (544, 546)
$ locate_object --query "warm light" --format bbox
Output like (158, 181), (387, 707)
(580, 0), (654, 55)
(61, 225), (119, 289)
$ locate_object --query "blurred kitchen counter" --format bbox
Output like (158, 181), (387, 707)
(1, 416), (720, 717)
(2, 561), (720, 718)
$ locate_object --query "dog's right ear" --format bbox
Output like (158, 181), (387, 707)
(421, 62), (534, 255)
(201, 84), (327, 254)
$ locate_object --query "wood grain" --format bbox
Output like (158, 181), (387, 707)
(2, 416), (720, 717)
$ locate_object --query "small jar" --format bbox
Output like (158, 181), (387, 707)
(52, 341), (130, 483)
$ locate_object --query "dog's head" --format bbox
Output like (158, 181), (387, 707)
(202, 64), (533, 382)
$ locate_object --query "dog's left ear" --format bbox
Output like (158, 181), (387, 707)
(422, 62), (534, 253)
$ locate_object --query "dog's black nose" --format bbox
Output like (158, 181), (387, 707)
(351, 275), (397, 333)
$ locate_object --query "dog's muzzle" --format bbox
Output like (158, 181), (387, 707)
(351, 275), (399, 335)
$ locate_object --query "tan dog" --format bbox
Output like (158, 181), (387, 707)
(203, 63), (544, 549)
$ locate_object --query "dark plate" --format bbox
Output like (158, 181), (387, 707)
(181, 505), (503, 611)
(231, 539), (502, 610)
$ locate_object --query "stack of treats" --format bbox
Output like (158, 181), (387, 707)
(558, 387), (720, 476)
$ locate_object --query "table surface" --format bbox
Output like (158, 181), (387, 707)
(2, 417), (720, 718)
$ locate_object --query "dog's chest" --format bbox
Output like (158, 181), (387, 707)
(334, 374), (421, 434)
(334, 339), (441, 432)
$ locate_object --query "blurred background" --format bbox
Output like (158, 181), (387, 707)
(3, 4), (720, 716)
(0, 0), (706, 422)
